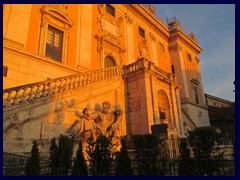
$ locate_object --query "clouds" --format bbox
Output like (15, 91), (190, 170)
(155, 4), (235, 101)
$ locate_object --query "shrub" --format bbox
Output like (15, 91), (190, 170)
(115, 136), (133, 176)
(71, 141), (88, 176)
(25, 141), (41, 176)
(49, 137), (59, 176)
(132, 134), (161, 176)
(57, 135), (74, 176)
(86, 135), (118, 176)
(178, 139), (195, 176)
(187, 127), (225, 176)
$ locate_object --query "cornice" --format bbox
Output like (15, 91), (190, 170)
(169, 30), (202, 54)
(124, 4), (170, 39)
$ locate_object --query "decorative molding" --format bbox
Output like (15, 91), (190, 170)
(38, 4), (73, 64)
(149, 32), (156, 41)
(125, 4), (169, 39)
(168, 44), (182, 52)
(190, 78), (200, 85)
(47, 4), (68, 13)
(138, 40), (148, 58)
(96, 4), (126, 68)
(125, 13), (133, 24)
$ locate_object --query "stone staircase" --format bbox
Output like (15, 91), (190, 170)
(181, 108), (197, 131)
(3, 65), (123, 109)
(3, 58), (175, 155)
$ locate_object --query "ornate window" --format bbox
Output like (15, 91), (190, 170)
(45, 25), (63, 62)
(193, 86), (199, 104)
(187, 53), (192, 62)
(106, 4), (115, 17)
(191, 78), (200, 104)
(104, 55), (117, 68)
(38, 5), (73, 63)
(138, 27), (145, 38)
(159, 42), (165, 53)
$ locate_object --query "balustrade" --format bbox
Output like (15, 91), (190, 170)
(3, 61), (173, 108)
(3, 66), (123, 108)
(154, 66), (170, 78)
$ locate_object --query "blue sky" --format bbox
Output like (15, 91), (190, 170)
(154, 4), (235, 102)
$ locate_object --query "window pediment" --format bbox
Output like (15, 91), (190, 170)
(41, 5), (73, 27)
(190, 78), (199, 85)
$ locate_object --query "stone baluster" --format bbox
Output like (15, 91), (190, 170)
(35, 84), (42, 98)
(102, 70), (105, 80)
(69, 77), (74, 90)
(54, 80), (60, 93)
(28, 86), (35, 100)
(99, 70), (103, 81)
(22, 87), (29, 102)
(62, 79), (68, 91)
(85, 74), (89, 85)
(6, 92), (12, 106)
(13, 90), (21, 104)
(82, 75), (86, 86)
(65, 78), (71, 91)
(3, 92), (8, 107)
(73, 76), (79, 88)
(79, 75), (83, 87)
(48, 81), (55, 95)
(88, 73), (92, 84)
(94, 72), (97, 82)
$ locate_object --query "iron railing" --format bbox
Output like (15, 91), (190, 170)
(3, 152), (235, 176)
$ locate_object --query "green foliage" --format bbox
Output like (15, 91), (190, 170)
(132, 134), (161, 176)
(86, 135), (118, 176)
(58, 135), (74, 176)
(71, 141), (88, 176)
(25, 141), (41, 176)
(187, 127), (225, 176)
(49, 137), (59, 176)
(115, 136), (133, 176)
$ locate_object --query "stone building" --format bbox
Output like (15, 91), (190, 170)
(3, 4), (210, 154)
(205, 94), (235, 136)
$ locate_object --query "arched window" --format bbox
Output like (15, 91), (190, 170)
(104, 56), (116, 68)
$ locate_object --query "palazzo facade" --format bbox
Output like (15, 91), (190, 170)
(3, 4), (210, 154)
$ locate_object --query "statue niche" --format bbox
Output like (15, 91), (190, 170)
(66, 101), (122, 140)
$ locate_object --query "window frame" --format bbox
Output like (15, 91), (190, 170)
(187, 53), (192, 62)
(38, 5), (73, 64)
(193, 86), (200, 104)
(191, 78), (200, 105)
(138, 26), (145, 38)
(3, 66), (8, 77)
(45, 25), (64, 62)
(159, 42), (165, 53)
(104, 55), (117, 68)
(106, 4), (115, 17)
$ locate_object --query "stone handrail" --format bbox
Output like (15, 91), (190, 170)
(124, 58), (172, 81)
(123, 61), (139, 74)
(153, 66), (170, 79)
(3, 65), (123, 108)
(181, 108), (197, 129)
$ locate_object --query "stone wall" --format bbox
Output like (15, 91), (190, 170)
(3, 75), (126, 154)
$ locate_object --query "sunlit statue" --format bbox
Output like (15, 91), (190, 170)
(66, 101), (122, 140)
